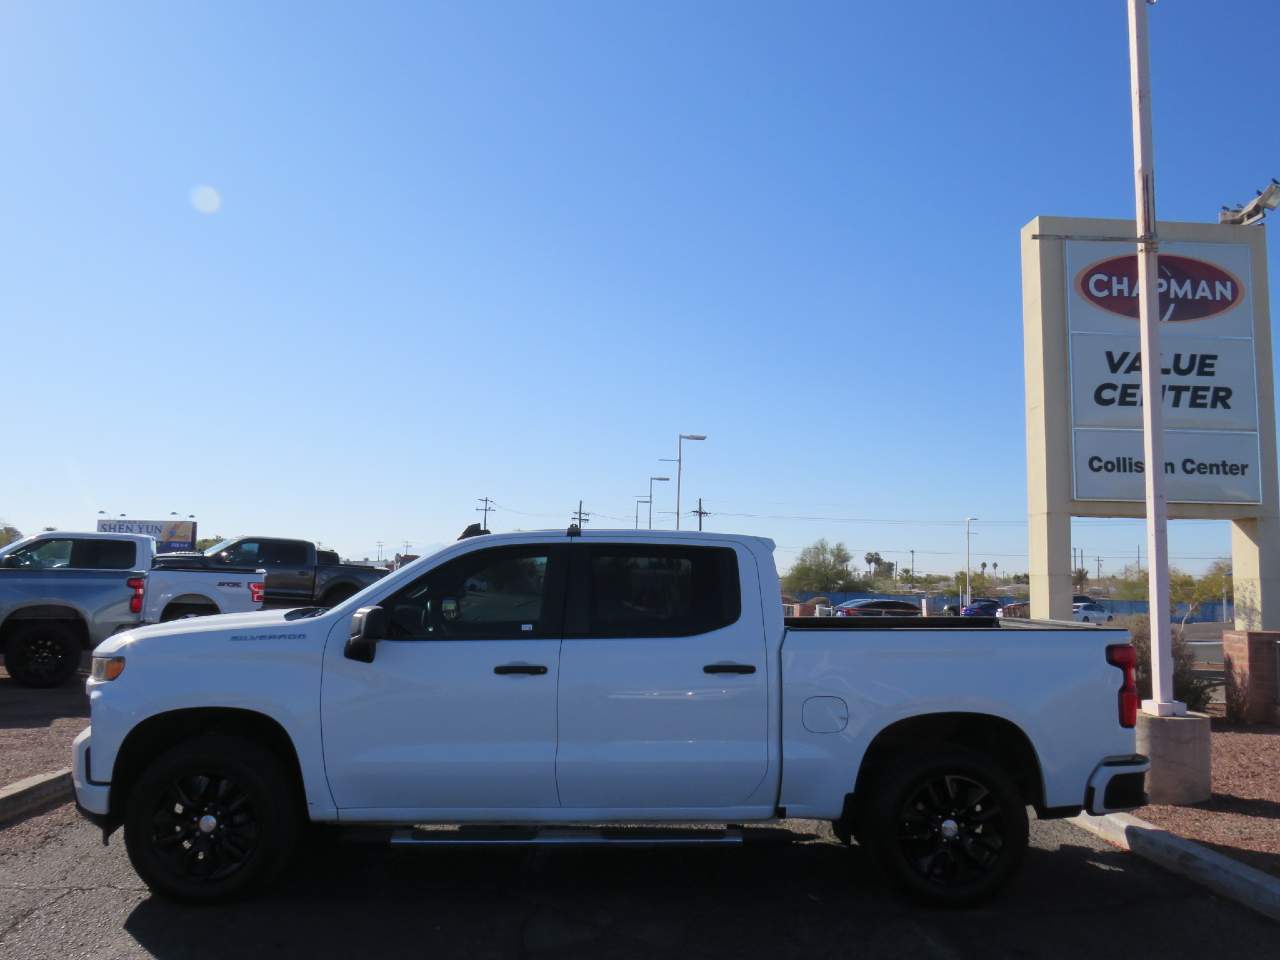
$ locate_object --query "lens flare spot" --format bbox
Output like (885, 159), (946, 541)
(190, 185), (222, 214)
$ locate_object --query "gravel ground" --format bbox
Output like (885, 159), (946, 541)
(0, 661), (88, 785)
(1135, 716), (1280, 877)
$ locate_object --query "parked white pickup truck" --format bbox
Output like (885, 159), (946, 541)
(73, 529), (1147, 905)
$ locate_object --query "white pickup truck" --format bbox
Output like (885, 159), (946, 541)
(73, 529), (1147, 906)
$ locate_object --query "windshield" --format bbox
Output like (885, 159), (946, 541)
(203, 538), (237, 557)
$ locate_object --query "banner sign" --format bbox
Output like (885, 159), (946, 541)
(1066, 239), (1261, 504)
(96, 519), (198, 553)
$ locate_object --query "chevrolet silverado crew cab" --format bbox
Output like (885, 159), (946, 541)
(0, 531), (265, 687)
(154, 536), (386, 607)
(73, 529), (1148, 905)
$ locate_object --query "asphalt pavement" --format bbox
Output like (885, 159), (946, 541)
(0, 805), (1272, 959)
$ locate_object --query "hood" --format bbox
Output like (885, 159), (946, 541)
(94, 607), (325, 655)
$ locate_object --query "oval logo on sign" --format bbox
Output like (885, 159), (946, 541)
(1075, 255), (1243, 322)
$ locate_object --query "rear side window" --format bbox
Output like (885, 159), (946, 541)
(261, 541), (309, 566)
(75, 539), (137, 569)
(582, 545), (740, 638)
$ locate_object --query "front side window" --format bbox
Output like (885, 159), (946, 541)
(218, 541), (262, 566)
(583, 545), (741, 638)
(2, 538), (74, 570)
(384, 545), (562, 640)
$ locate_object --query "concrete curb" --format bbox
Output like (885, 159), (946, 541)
(0, 769), (73, 827)
(1073, 812), (1280, 923)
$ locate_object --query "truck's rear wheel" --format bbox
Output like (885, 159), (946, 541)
(123, 735), (299, 903)
(862, 748), (1027, 906)
(3, 621), (81, 687)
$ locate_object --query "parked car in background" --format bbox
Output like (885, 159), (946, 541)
(76, 528), (1147, 906)
(155, 536), (387, 607)
(1000, 601), (1030, 619)
(961, 598), (1002, 617)
(0, 531), (264, 687)
(1073, 602), (1113, 624)
(833, 598), (921, 617)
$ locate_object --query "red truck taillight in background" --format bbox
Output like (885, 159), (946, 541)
(249, 581), (265, 604)
(1106, 644), (1139, 728)
(127, 577), (145, 615)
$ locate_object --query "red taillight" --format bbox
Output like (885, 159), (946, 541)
(127, 576), (145, 615)
(1106, 643), (1139, 728)
(249, 581), (265, 604)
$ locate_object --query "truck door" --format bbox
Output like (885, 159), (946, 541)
(555, 541), (770, 811)
(258, 540), (313, 603)
(321, 542), (568, 815)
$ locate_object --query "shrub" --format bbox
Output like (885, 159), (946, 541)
(1126, 616), (1214, 713)
(1223, 653), (1251, 724)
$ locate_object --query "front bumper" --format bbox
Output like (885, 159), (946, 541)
(1085, 754), (1150, 814)
(71, 727), (110, 818)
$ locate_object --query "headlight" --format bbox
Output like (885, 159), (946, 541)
(90, 656), (126, 682)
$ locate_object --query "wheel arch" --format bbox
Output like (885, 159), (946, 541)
(109, 707), (307, 823)
(848, 711), (1046, 816)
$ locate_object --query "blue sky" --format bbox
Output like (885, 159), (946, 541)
(1, 1), (1276, 576)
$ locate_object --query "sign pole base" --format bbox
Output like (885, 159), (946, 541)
(1141, 699), (1187, 718)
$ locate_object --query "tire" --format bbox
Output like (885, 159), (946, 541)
(321, 586), (356, 607)
(3, 621), (81, 688)
(861, 748), (1028, 907)
(123, 734), (300, 903)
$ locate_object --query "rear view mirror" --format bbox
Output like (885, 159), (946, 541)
(344, 605), (387, 663)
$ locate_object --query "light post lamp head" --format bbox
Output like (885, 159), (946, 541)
(680, 434), (706, 441)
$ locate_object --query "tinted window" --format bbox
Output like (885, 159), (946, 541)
(3, 538), (74, 570)
(74, 539), (137, 569)
(261, 541), (309, 566)
(219, 541), (262, 565)
(582, 545), (740, 638)
(384, 545), (563, 640)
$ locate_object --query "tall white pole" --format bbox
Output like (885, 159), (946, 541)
(964, 518), (974, 607)
(1128, 0), (1180, 715)
(675, 436), (683, 531)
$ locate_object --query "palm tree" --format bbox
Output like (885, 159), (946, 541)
(992, 561), (999, 582)
(980, 561), (988, 578)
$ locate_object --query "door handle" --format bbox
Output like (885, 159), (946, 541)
(703, 663), (756, 674)
(494, 663), (548, 675)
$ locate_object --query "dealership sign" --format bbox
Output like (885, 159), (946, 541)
(96, 518), (198, 553)
(1067, 239), (1260, 503)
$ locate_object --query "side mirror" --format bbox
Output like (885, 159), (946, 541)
(344, 605), (387, 663)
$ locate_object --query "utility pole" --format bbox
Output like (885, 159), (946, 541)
(1096, 556), (1103, 583)
(375, 540), (384, 562)
(692, 497), (710, 531)
(1128, 0), (1178, 715)
(910, 549), (915, 589)
(476, 497), (494, 530)
(401, 540), (411, 556)
(571, 500), (590, 527)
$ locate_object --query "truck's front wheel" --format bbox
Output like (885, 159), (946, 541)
(123, 735), (299, 903)
(863, 748), (1028, 906)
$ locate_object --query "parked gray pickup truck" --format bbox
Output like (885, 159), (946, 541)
(0, 534), (145, 686)
(153, 537), (386, 607)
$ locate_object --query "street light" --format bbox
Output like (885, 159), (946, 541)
(1219, 179), (1280, 226)
(634, 498), (650, 530)
(647, 477), (670, 530)
(964, 517), (978, 607)
(660, 433), (706, 531)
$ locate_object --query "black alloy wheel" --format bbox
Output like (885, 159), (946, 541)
(124, 735), (299, 902)
(3, 622), (80, 687)
(148, 774), (260, 883)
(896, 773), (1006, 889)
(864, 748), (1028, 906)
